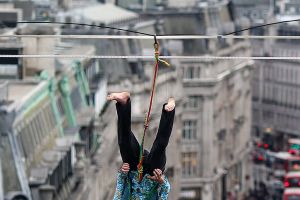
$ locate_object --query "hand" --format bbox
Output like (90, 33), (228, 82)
(148, 169), (164, 184)
(121, 163), (130, 174)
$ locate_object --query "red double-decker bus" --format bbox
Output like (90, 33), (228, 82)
(284, 172), (300, 188)
(283, 188), (300, 200)
(271, 152), (300, 181)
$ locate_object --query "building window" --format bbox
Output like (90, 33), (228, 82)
(128, 39), (137, 55)
(181, 152), (198, 177)
(33, 117), (43, 142)
(91, 92), (95, 106)
(182, 120), (197, 140)
(56, 96), (65, 117)
(263, 111), (273, 124)
(185, 67), (195, 79)
(187, 96), (202, 108)
(29, 119), (39, 146)
(15, 125), (26, 158)
(22, 123), (33, 158)
(71, 87), (82, 111)
(47, 105), (56, 128)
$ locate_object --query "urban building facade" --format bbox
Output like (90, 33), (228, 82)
(234, 0), (300, 150)
(232, 0), (274, 21)
(0, 64), (99, 200)
(252, 23), (300, 149)
(0, 1), (257, 199)
(143, 1), (254, 199)
(56, 2), (182, 199)
(179, 11), (253, 200)
(0, 15), (106, 199)
(276, 0), (300, 15)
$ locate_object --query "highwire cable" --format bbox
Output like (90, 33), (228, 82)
(0, 19), (300, 59)
(0, 55), (299, 60)
(2, 35), (300, 39)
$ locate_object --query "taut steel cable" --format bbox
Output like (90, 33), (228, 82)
(0, 55), (300, 60)
(2, 35), (300, 39)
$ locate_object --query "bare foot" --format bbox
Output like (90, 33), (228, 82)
(164, 97), (175, 112)
(107, 92), (130, 104)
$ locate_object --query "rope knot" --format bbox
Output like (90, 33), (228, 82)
(155, 51), (159, 60)
(137, 156), (144, 182)
(138, 165), (143, 173)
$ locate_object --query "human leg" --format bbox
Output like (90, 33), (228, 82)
(108, 92), (140, 170)
(146, 98), (175, 173)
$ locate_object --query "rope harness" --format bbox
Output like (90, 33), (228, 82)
(137, 36), (170, 182)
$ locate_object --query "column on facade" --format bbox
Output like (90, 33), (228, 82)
(59, 75), (77, 127)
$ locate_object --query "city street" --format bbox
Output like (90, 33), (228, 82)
(248, 149), (290, 200)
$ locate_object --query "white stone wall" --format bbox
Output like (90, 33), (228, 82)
(21, 37), (58, 77)
(180, 41), (253, 199)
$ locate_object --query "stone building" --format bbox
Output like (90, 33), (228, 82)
(276, 0), (300, 15)
(232, 0), (274, 21)
(0, 63), (100, 200)
(55, 2), (182, 199)
(179, 8), (253, 200)
(143, 0), (254, 199)
(0, 24), (106, 200)
(251, 22), (300, 149)
(234, 0), (300, 150)
(0, 1), (256, 199)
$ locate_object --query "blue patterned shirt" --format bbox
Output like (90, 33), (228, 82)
(113, 170), (171, 200)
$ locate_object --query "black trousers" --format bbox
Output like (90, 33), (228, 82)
(116, 98), (175, 176)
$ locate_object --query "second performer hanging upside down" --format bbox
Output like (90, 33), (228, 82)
(107, 92), (175, 200)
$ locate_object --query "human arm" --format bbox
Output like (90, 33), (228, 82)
(158, 177), (171, 200)
(113, 163), (130, 200)
(148, 169), (171, 200)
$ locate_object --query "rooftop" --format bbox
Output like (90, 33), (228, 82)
(284, 188), (300, 195)
(56, 43), (95, 70)
(276, 15), (300, 24)
(232, 0), (271, 6)
(0, 40), (22, 49)
(16, 25), (57, 35)
(65, 3), (138, 24)
(6, 82), (38, 102)
(271, 151), (300, 160)
(285, 171), (300, 178)
(0, 80), (45, 110)
(57, 44), (95, 57)
(289, 138), (300, 145)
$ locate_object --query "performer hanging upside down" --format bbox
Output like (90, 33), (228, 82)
(107, 92), (175, 200)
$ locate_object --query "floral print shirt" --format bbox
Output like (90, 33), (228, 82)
(113, 170), (170, 200)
